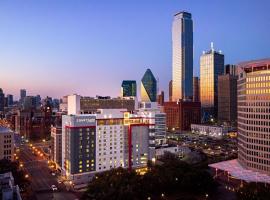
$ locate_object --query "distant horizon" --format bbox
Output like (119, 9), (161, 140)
(1, 0), (270, 100)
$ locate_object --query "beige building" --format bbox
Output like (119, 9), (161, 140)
(51, 126), (62, 168)
(0, 127), (14, 161)
(238, 58), (270, 175)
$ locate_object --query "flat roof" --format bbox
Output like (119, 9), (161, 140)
(209, 159), (270, 184)
(0, 127), (12, 133)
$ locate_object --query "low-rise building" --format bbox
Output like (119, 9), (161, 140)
(0, 127), (14, 161)
(155, 144), (191, 159)
(191, 124), (228, 139)
(0, 172), (22, 200)
(51, 126), (62, 169)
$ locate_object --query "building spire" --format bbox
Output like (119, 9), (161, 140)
(211, 42), (214, 51)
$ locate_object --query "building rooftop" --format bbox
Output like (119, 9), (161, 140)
(238, 58), (270, 68)
(238, 58), (270, 73)
(209, 159), (270, 184)
(174, 11), (191, 18)
(0, 126), (13, 133)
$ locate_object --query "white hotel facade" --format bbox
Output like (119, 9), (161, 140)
(61, 95), (166, 186)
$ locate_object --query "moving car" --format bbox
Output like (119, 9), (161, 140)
(51, 185), (57, 191)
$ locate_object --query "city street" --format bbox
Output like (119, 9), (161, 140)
(18, 143), (79, 200)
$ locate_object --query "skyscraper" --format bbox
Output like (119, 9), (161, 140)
(157, 91), (164, 106)
(224, 64), (237, 76)
(20, 89), (26, 103)
(121, 80), (137, 97)
(6, 95), (13, 107)
(237, 58), (270, 175)
(200, 43), (224, 120)
(193, 77), (200, 102)
(0, 89), (4, 112)
(218, 74), (237, 126)
(169, 80), (172, 102)
(141, 69), (157, 102)
(172, 11), (193, 101)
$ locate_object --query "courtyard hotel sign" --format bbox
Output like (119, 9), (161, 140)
(75, 116), (96, 126)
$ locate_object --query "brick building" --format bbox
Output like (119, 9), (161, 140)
(163, 100), (201, 131)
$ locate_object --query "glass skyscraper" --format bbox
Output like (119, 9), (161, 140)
(121, 80), (137, 97)
(141, 69), (157, 102)
(200, 44), (224, 120)
(172, 11), (193, 101)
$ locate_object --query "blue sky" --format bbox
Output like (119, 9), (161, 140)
(0, 0), (270, 100)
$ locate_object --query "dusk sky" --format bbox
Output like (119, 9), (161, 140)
(1, 0), (270, 100)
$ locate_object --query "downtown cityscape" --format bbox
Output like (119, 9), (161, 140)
(0, 1), (270, 200)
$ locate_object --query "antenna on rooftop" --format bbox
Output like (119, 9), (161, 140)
(210, 42), (214, 51)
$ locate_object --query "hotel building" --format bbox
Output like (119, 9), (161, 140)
(238, 58), (270, 175)
(61, 97), (165, 186)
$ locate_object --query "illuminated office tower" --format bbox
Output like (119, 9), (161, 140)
(172, 11), (193, 101)
(141, 69), (157, 102)
(238, 59), (270, 175)
(200, 43), (224, 120)
(121, 80), (137, 97)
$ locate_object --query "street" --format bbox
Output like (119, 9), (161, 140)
(18, 143), (79, 200)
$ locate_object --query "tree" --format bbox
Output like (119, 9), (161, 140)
(81, 154), (217, 200)
(236, 182), (270, 200)
(0, 159), (30, 189)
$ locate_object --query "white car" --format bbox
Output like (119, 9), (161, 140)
(51, 172), (56, 176)
(51, 185), (57, 191)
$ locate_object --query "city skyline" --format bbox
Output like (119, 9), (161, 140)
(1, 0), (270, 99)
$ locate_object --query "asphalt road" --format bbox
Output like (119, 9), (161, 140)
(19, 144), (78, 200)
